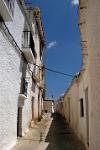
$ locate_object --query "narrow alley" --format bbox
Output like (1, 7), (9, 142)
(1, 0), (100, 150)
(12, 113), (86, 150)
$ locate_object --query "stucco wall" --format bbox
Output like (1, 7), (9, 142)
(0, 32), (21, 150)
(78, 69), (89, 147)
(63, 94), (70, 122)
(43, 101), (54, 113)
(22, 70), (32, 135)
(34, 86), (39, 120)
(6, 0), (24, 49)
(57, 69), (89, 149)
(0, 1), (25, 150)
(70, 82), (79, 134)
(32, 16), (42, 120)
(87, 0), (100, 149)
(57, 0), (100, 149)
(62, 80), (79, 133)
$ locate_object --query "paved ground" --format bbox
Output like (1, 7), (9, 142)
(12, 113), (86, 150)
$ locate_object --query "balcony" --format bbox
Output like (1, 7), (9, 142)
(22, 31), (36, 64)
(0, 0), (15, 21)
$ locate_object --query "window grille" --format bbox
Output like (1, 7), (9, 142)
(23, 31), (36, 58)
(5, 0), (15, 16)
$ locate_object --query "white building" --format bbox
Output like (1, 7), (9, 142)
(43, 99), (54, 113)
(0, 1), (45, 150)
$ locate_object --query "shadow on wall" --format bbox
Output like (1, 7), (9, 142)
(45, 113), (86, 150)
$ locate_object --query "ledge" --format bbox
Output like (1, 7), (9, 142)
(19, 94), (27, 100)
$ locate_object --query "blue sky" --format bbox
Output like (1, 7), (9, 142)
(25, 0), (81, 100)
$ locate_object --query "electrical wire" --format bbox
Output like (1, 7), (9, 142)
(45, 67), (73, 77)
(2, 21), (73, 79)
(34, 64), (73, 77)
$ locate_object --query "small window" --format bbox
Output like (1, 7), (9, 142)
(23, 31), (36, 58)
(23, 31), (30, 47)
(80, 98), (84, 117)
(8, 0), (15, 16)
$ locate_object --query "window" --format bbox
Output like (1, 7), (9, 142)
(80, 98), (84, 117)
(23, 31), (36, 58)
(8, 0), (15, 16)
(23, 31), (30, 47)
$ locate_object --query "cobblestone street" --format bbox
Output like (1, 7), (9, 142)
(12, 113), (86, 150)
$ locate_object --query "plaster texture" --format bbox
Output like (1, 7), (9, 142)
(87, 0), (100, 149)
(57, 69), (89, 149)
(6, 0), (24, 49)
(0, 1), (44, 150)
(21, 70), (32, 136)
(0, 31), (21, 150)
(0, 1), (25, 149)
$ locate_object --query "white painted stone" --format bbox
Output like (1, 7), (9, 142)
(0, 31), (21, 150)
(0, 1), (25, 150)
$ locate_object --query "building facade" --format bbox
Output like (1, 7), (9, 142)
(43, 99), (54, 113)
(57, 0), (100, 150)
(0, 1), (45, 150)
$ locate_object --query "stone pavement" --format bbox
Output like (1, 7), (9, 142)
(12, 113), (86, 150)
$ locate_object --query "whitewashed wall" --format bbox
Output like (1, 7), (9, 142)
(21, 69), (32, 135)
(0, 1), (24, 150)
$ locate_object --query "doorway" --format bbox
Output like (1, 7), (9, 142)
(17, 107), (22, 137)
(31, 97), (34, 120)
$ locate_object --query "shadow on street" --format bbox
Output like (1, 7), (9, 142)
(45, 113), (86, 150)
